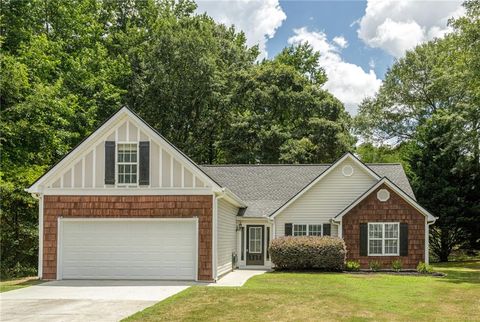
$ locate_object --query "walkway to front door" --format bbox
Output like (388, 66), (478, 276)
(246, 225), (264, 265)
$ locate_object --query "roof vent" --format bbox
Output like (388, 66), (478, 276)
(377, 189), (390, 202)
(342, 165), (354, 177)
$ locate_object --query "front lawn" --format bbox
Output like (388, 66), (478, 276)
(125, 261), (480, 321)
(0, 277), (42, 293)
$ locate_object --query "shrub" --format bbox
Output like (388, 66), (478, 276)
(417, 262), (433, 274)
(345, 260), (361, 271)
(369, 260), (381, 271)
(392, 259), (402, 272)
(270, 236), (346, 271)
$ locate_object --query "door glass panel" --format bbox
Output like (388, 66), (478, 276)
(249, 227), (262, 254)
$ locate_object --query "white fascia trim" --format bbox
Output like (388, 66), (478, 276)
(28, 109), (131, 193)
(27, 107), (225, 193)
(120, 108), (223, 191)
(270, 153), (380, 219)
(333, 177), (437, 222)
(237, 217), (272, 223)
(41, 188), (214, 195)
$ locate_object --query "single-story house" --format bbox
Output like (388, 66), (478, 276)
(27, 107), (437, 282)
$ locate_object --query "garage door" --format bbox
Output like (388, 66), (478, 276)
(58, 219), (197, 280)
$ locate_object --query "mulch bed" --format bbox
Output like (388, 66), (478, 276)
(344, 270), (446, 277)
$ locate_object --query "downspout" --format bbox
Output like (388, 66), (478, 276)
(426, 217), (437, 265)
(330, 218), (342, 238)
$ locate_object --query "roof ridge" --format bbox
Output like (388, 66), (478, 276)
(200, 163), (402, 167)
(200, 164), (332, 167)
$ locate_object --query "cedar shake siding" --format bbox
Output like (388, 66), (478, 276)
(342, 184), (425, 269)
(42, 195), (213, 281)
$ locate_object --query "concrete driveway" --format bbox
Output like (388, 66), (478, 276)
(0, 280), (195, 322)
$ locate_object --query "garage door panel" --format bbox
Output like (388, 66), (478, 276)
(60, 220), (197, 280)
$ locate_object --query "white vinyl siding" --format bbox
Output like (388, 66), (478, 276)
(43, 119), (210, 189)
(217, 199), (238, 277)
(275, 159), (377, 237)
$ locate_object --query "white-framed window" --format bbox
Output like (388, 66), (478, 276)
(293, 224), (307, 236)
(308, 224), (322, 236)
(117, 143), (138, 185)
(293, 224), (322, 236)
(368, 222), (399, 256)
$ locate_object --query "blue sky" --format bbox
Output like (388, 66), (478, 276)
(196, 0), (463, 114)
(267, 1), (393, 79)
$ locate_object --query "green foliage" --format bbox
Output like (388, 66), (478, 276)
(392, 259), (402, 272)
(1, 0), (354, 277)
(218, 54), (353, 164)
(368, 261), (381, 272)
(345, 260), (361, 272)
(416, 262), (433, 274)
(355, 1), (480, 260)
(269, 236), (346, 271)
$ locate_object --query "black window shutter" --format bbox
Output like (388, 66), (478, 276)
(241, 227), (245, 260)
(323, 223), (331, 236)
(139, 141), (150, 185)
(360, 223), (368, 256)
(266, 227), (270, 260)
(285, 223), (293, 236)
(400, 223), (408, 256)
(104, 141), (115, 184)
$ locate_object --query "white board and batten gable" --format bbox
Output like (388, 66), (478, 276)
(272, 153), (380, 237)
(27, 107), (221, 196)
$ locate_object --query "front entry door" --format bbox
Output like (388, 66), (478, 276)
(246, 225), (264, 265)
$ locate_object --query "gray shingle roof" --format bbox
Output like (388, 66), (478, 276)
(200, 163), (415, 218)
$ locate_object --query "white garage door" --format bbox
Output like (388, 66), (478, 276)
(58, 219), (197, 280)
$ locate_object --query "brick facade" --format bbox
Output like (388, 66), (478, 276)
(42, 195), (213, 281)
(342, 184), (426, 269)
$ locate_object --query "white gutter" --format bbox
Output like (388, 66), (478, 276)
(221, 187), (246, 208)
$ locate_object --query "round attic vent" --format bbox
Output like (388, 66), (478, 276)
(342, 165), (354, 177)
(377, 189), (390, 202)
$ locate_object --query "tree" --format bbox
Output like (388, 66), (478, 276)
(0, 0), (355, 277)
(0, 0), (127, 277)
(219, 45), (353, 164)
(354, 0), (480, 260)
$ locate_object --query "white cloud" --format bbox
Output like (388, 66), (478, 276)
(333, 36), (348, 48)
(358, 0), (464, 57)
(196, 0), (286, 59)
(288, 27), (382, 114)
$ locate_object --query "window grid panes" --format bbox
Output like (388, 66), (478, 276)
(117, 143), (138, 184)
(368, 223), (399, 256)
(293, 224), (307, 236)
(249, 227), (262, 253)
(384, 223), (399, 255)
(293, 224), (323, 236)
(308, 224), (322, 236)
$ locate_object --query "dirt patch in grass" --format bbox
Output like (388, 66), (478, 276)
(0, 277), (43, 293)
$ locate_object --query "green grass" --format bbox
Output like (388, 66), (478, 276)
(0, 277), (43, 293)
(125, 261), (480, 322)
